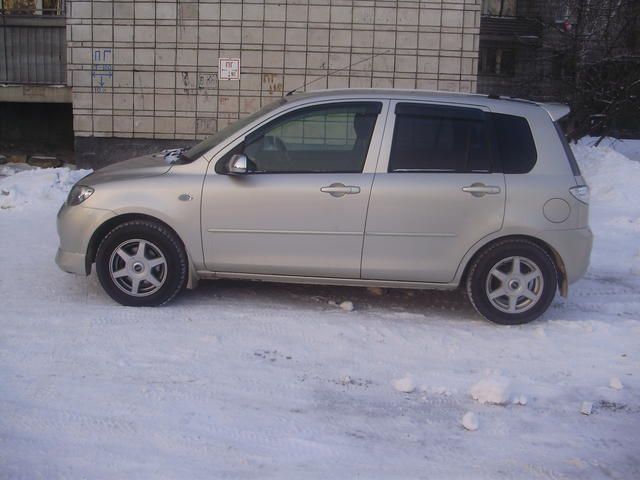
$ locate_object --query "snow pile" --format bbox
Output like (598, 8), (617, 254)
(512, 395), (527, 406)
(574, 143), (640, 206)
(578, 136), (640, 161)
(0, 167), (91, 210)
(581, 401), (593, 415)
(609, 377), (623, 390)
(461, 412), (479, 431)
(470, 375), (512, 405)
(392, 374), (415, 393)
(339, 300), (354, 312)
(573, 142), (640, 276)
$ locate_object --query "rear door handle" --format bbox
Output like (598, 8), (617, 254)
(462, 183), (501, 197)
(321, 183), (361, 197)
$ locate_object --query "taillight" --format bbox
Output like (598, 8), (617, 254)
(569, 185), (590, 204)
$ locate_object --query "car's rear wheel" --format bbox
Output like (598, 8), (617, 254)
(466, 239), (558, 325)
(96, 220), (187, 306)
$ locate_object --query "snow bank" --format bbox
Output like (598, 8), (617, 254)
(572, 142), (640, 276)
(578, 136), (640, 162)
(0, 167), (91, 210)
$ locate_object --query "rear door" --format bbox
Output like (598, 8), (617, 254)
(362, 101), (505, 283)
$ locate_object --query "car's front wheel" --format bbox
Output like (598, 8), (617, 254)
(95, 220), (187, 306)
(466, 239), (558, 325)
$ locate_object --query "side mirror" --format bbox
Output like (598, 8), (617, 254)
(227, 154), (249, 175)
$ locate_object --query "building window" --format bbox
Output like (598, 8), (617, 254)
(482, 0), (517, 17)
(479, 47), (516, 76)
(0, 0), (64, 15)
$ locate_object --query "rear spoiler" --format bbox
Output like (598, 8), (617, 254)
(538, 103), (571, 122)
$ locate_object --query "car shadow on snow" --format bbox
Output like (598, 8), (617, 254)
(174, 279), (481, 321)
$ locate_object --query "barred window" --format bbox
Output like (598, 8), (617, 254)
(1, 0), (64, 15)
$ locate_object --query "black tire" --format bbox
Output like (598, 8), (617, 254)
(95, 220), (188, 306)
(466, 239), (558, 325)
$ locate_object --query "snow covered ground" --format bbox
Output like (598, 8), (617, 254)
(1, 143), (639, 479)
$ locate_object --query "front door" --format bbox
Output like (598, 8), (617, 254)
(362, 101), (506, 283)
(202, 100), (386, 278)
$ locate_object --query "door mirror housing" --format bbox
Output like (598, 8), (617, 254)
(216, 153), (255, 175)
(228, 154), (249, 174)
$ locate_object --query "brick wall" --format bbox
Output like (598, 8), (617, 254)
(67, 0), (481, 142)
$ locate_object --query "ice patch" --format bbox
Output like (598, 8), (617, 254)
(462, 412), (479, 431)
(392, 374), (415, 393)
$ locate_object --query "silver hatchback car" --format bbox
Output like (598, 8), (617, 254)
(56, 89), (592, 324)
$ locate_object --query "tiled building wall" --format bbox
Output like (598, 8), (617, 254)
(67, 0), (481, 141)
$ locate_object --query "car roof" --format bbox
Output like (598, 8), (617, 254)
(284, 88), (569, 121)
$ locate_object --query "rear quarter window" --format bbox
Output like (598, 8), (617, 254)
(491, 113), (537, 174)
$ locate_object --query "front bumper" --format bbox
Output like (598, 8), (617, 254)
(55, 202), (116, 275)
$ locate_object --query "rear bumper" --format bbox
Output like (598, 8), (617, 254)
(55, 248), (87, 275)
(540, 227), (593, 284)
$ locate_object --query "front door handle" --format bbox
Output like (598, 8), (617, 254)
(462, 183), (501, 197)
(321, 183), (361, 197)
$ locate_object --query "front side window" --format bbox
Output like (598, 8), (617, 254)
(184, 98), (287, 162)
(388, 103), (492, 173)
(242, 102), (381, 173)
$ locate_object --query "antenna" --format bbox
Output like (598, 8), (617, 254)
(285, 49), (393, 96)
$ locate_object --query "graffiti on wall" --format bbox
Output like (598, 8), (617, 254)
(92, 49), (112, 94)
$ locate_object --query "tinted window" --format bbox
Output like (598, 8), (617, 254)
(243, 102), (381, 173)
(388, 103), (492, 173)
(492, 113), (537, 173)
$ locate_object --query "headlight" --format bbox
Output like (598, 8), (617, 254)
(569, 185), (590, 204)
(67, 185), (95, 206)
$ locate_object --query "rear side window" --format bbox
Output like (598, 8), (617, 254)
(491, 113), (537, 173)
(388, 103), (492, 173)
(554, 121), (581, 176)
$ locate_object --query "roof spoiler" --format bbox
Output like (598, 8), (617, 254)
(538, 102), (571, 122)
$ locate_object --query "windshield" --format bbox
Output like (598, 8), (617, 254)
(182, 98), (287, 161)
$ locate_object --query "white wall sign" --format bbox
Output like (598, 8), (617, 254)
(218, 58), (240, 80)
